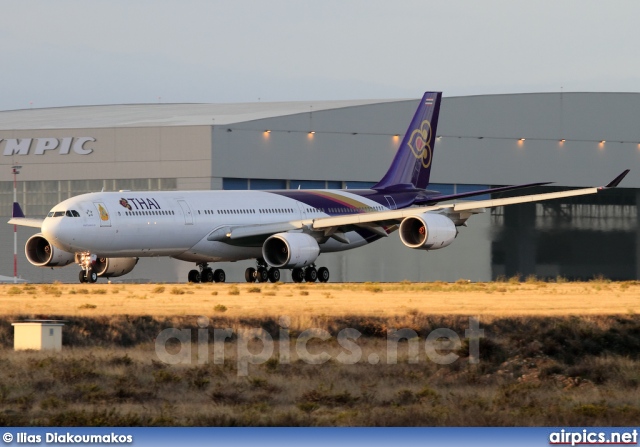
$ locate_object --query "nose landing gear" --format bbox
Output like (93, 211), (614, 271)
(77, 253), (98, 283)
(79, 269), (98, 283)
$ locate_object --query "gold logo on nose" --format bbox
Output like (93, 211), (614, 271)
(98, 204), (109, 221)
(408, 120), (432, 168)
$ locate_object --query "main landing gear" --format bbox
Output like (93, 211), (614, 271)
(245, 261), (330, 283)
(188, 263), (226, 283)
(188, 262), (330, 284)
(244, 260), (280, 283)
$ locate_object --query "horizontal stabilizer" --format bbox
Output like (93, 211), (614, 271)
(8, 202), (43, 228)
(8, 217), (44, 228)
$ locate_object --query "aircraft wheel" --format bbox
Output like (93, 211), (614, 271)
(245, 267), (256, 282)
(305, 267), (317, 283)
(268, 268), (280, 283)
(291, 268), (304, 283)
(188, 269), (200, 283)
(213, 269), (226, 283)
(257, 267), (268, 283)
(79, 270), (87, 283)
(88, 270), (98, 283)
(202, 269), (215, 283)
(318, 267), (330, 283)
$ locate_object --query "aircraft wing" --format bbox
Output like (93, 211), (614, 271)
(209, 170), (629, 243)
(311, 186), (601, 230)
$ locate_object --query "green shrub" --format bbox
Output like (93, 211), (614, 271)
(78, 303), (97, 309)
(214, 304), (227, 313)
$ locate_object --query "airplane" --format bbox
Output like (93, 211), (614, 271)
(8, 92), (630, 284)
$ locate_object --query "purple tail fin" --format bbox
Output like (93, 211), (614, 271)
(373, 92), (442, 191)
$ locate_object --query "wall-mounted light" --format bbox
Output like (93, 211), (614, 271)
(309, 131), (315, 135)
(559, 139), (566, 143)
(265, 130), (271, 133)
(600, 140), (606, 144)
(519, 138), (526, 141)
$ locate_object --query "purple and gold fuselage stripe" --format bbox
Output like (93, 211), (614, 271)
(302, 190), (371, 211)
(271, 190), (383, 214)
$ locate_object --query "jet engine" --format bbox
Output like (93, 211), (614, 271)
(262, 232), (320, 268)
(25, 233), (75, 267)
(399, 213), (457, 250)
(93, 257), (139, 278)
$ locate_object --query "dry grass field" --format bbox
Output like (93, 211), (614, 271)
(1, 279), (639, 426)
(0, 278), (639, 318)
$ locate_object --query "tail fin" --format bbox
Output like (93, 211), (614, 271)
(373, 92), (442, 191)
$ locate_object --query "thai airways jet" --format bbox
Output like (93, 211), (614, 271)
(8, 92), (629, 283)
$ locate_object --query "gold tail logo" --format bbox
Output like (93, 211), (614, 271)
(408, 120), (433, 168)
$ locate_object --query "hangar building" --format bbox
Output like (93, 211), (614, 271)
(0, 92), (638, 283)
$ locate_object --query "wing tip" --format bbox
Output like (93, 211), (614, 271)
(605, 169), (631, 188)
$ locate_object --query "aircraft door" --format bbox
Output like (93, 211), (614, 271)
(93, 202), (111, 227)
(177, 200), (193, 225)
(296, 201), (308, 220)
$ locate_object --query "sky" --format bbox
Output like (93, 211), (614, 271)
(1, 0), (639, 110)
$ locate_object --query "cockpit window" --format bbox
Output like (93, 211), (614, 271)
(49, 210), (82, 218)
(48, 210), (81, 218)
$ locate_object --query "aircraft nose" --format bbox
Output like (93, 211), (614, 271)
(42, 216), (74, 252)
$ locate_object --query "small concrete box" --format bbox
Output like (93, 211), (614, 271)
(12, 322), (64, 351)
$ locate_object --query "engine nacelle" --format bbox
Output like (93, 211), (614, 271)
(93, 257), (139, 278)
(399, 213), (457, 250)
(25, 234), (75, 267)
(262, 232), (320, 268)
